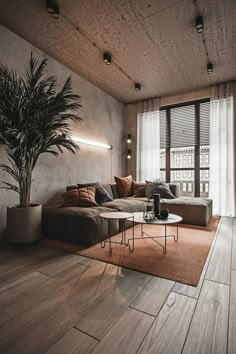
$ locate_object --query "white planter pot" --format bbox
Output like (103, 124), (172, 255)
(7, 204), (42, 244)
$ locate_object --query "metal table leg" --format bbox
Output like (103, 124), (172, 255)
(128, 216), (135, 252)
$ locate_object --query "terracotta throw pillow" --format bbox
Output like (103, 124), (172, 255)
(114, 175), (133, 198)
(77, 183), (113, 204)
(62, 186), (98, 207)
(145, 182), (176, 199)
(133, 181), (146, 198)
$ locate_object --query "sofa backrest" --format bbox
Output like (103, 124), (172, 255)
(66, 182), (180, 199)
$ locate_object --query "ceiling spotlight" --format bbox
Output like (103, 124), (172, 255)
(52, 3), (59, 18)
(207, 62), (213, 74)
(135, 83), (141, 91)
(46, 0), (54, 13)
(103, 52), (112, 65)
(127, 134), (132, 144)
(127, 149), (132, 159)
(196, 16), (204, 33)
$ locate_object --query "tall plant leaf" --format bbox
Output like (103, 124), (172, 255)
(0, 53), (82, 207)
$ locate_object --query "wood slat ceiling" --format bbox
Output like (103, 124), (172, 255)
(0, 0), (235, 103)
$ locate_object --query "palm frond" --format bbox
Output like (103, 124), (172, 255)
(0, 53), (82, 206)
(0, 182), (20, 194)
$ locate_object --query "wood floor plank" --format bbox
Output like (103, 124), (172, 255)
(0, 302), (79, 354)
(93, 307), (154, 354)
(75, 268), (152, 340)
(37, 253), (84, 277)
(231, 219), (236, 270)
(0, 264), (87, 329)
(228, 270), (236, 354)
(205, 217), (232, 285)
(0, 245), (67, 280)
(46, 328), (99, 354)
(183, 280), (229, 354)
(0, 261), (116, 343)
(131, 277), (174, 316)
(173, 217), (221, 298)
(138, 292), (196, 354)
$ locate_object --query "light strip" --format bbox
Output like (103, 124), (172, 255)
(72, 136), (113, 150)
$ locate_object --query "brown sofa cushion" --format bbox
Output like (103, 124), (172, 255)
(62, 187), (98, 207)
(77, 183), (113, 204)
(114, 175), (133, 197)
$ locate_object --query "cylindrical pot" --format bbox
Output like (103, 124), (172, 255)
(7, 204), (42, 244)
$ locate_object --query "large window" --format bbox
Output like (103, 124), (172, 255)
(160, 99), (210, 197)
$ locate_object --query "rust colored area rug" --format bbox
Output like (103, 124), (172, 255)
(43, 217), (220, 286)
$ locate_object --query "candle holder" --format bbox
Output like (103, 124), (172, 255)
(143, 201), (155, 220)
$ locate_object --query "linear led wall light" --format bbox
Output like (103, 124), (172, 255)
(196, 16), (204, 33)
(72, 136), (113, 150)
(103, 52), (112, 65)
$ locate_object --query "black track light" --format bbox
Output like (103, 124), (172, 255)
(196, 16), (204, 33)
(103, 52), (112, 65)
(46, 0), (54, 13)
(46, 0), (59, 19)
(207, 62), (213, 74)
(135, 83), (141, 91)
(52, 3), (59, 19)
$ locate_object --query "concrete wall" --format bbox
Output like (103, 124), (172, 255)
(123, 88), (211, 179)
(0, 25), (125, 238)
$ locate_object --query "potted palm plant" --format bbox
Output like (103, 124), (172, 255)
(0, 53), (82, 243)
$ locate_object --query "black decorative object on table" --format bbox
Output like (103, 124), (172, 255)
(153, 193), (160, 217)
(157, 209), (169, 220)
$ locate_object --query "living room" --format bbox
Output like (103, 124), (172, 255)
(0, 0), (235, 353)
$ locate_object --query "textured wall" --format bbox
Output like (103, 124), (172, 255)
(0, 25), (124, 238)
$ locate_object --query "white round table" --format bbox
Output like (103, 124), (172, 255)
(128, 212), (183, 254)
(100, 212), (134, 256)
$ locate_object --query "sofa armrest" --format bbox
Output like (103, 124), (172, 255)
(168, 183), (180, 198)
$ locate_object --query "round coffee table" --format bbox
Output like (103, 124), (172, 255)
(128, 212), (182, 254)
(100, 212), (134, 256)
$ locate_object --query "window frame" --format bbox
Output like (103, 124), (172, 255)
(160, 98), (210, 197)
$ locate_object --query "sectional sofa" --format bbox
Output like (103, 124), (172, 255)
(42, 182), (212, 247)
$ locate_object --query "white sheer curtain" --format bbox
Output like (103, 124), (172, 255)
(136, 98), (160, 182)
(209, 82), (236, 216)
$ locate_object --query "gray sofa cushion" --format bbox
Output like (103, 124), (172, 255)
(146, 182), (176, 199)
(42, 205), (119, 246)
(102, 198), (147, 213)
(161, 197), (212, 226)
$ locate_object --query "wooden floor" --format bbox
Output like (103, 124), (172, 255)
(0, 216), (235, 354)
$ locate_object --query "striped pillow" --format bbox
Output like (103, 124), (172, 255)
(114, 175), (133, 198)
(62, 186), (98, 207)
